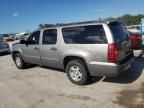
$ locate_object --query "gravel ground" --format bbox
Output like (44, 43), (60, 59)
(0, 50), (144, 108)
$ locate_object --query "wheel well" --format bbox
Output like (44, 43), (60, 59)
(63, 56), (86, 69)
(12, 51), (20, 60)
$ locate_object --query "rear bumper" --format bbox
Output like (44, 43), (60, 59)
(88, 57), (134, 77)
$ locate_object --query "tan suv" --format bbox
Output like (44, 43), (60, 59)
(12, 21), (134, 85)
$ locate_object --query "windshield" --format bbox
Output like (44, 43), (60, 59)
(109, 22), (129, 43)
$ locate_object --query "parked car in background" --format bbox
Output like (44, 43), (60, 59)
(12, 21), (134, 85)
(129, 32), (142, 49)
(15, 32), (29, 40)
(0, 37), (10, 54)
(3, 35), (14, 42)
(14, 35), (22, 40)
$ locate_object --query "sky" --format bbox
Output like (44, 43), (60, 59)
(0, 0), (144, 34)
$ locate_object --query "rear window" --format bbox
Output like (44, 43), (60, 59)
(62, 25), (107, 44)
(109, 22), (129, 43)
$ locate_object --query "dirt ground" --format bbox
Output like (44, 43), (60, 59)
(0, 51), (144, 108)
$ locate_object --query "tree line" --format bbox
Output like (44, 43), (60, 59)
(105, 14), (144, 26)
(38, 14), (144, 29)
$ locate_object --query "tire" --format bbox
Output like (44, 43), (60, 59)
(66, 59), (89, 85)
(139, 50), (144, 58)
(14, 53), (26, 69)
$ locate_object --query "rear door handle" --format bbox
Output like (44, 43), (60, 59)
(50, 47), (57, 51)
(34, 46), (39, 50)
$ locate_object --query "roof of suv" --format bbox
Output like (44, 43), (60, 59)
(40, 20), (121, 30)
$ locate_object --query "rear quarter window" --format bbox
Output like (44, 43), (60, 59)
(62, 25), (107, 44)
(109, 23), (129, 43)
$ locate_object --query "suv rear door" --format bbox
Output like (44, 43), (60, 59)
(108, 22), (132, 63)
(40, 29), (59, 68)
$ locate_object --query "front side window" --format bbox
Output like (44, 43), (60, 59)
(42, 29), (57, 45)
(62, 25), (107, 44)
(27, 31), (40, 44)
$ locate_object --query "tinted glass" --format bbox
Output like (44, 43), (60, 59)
(42, 29), (57, 44)
(109, 23), (129, 43)
(27, 31), (40, 44)
(62, 25), (107, 44)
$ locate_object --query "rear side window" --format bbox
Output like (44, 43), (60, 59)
(109, 23), (129, 43)
(62, 25), (107, 44)
(42, 29), (57, 44)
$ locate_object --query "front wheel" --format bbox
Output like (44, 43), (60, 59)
(14, 53), (26, 69)
(66, 59), (89, 85)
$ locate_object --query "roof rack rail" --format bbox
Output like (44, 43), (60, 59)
(45, 20), (106, 28)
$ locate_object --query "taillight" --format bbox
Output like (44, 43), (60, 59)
(108, 44), (118, 63)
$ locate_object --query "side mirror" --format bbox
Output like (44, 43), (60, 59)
(20, 40), (26, 44)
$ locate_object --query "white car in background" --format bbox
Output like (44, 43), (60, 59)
(0, 37), (10, 54)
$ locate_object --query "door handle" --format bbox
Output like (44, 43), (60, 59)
(50, 47), (57, 51)
(34, 46), (39, 50)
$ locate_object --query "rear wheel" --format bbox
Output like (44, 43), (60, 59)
(66, 59), (89, 85)
(14, 53), (26, 69)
